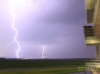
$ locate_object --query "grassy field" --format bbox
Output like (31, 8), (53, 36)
(0, 67), (85, 74)
(0, 59), (87, 74)
(0, 59), (86, 69)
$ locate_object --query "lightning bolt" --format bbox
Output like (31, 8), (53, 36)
(42, 45), (45, 58)
(11, 6), (20, 58)
(6, 1), (20, 58)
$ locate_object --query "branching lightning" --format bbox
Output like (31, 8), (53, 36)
(42, 45), (45, 58)
(6, 0), (20, 58)
(12, 10), (20, 58)
(11, 5), (20, 58)
(6, 0), (43, 58)
(5, 41), (15, 50)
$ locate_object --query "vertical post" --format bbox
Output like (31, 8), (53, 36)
(85, 0), (95, 23)
(96, 46), (99, 60)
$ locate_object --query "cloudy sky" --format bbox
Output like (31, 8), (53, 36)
(0, 0), (95, 58)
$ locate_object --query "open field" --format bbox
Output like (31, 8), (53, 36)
(0, 67), (85, 74)
(0, 59), (91, 74)
(0, 59), (87, 69)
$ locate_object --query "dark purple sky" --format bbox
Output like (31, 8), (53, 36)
(0, 0), (95, 58)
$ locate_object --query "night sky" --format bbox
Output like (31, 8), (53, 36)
(0, 0), (95, 58)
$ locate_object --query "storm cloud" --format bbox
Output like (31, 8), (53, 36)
(0, 0), (95, 58)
